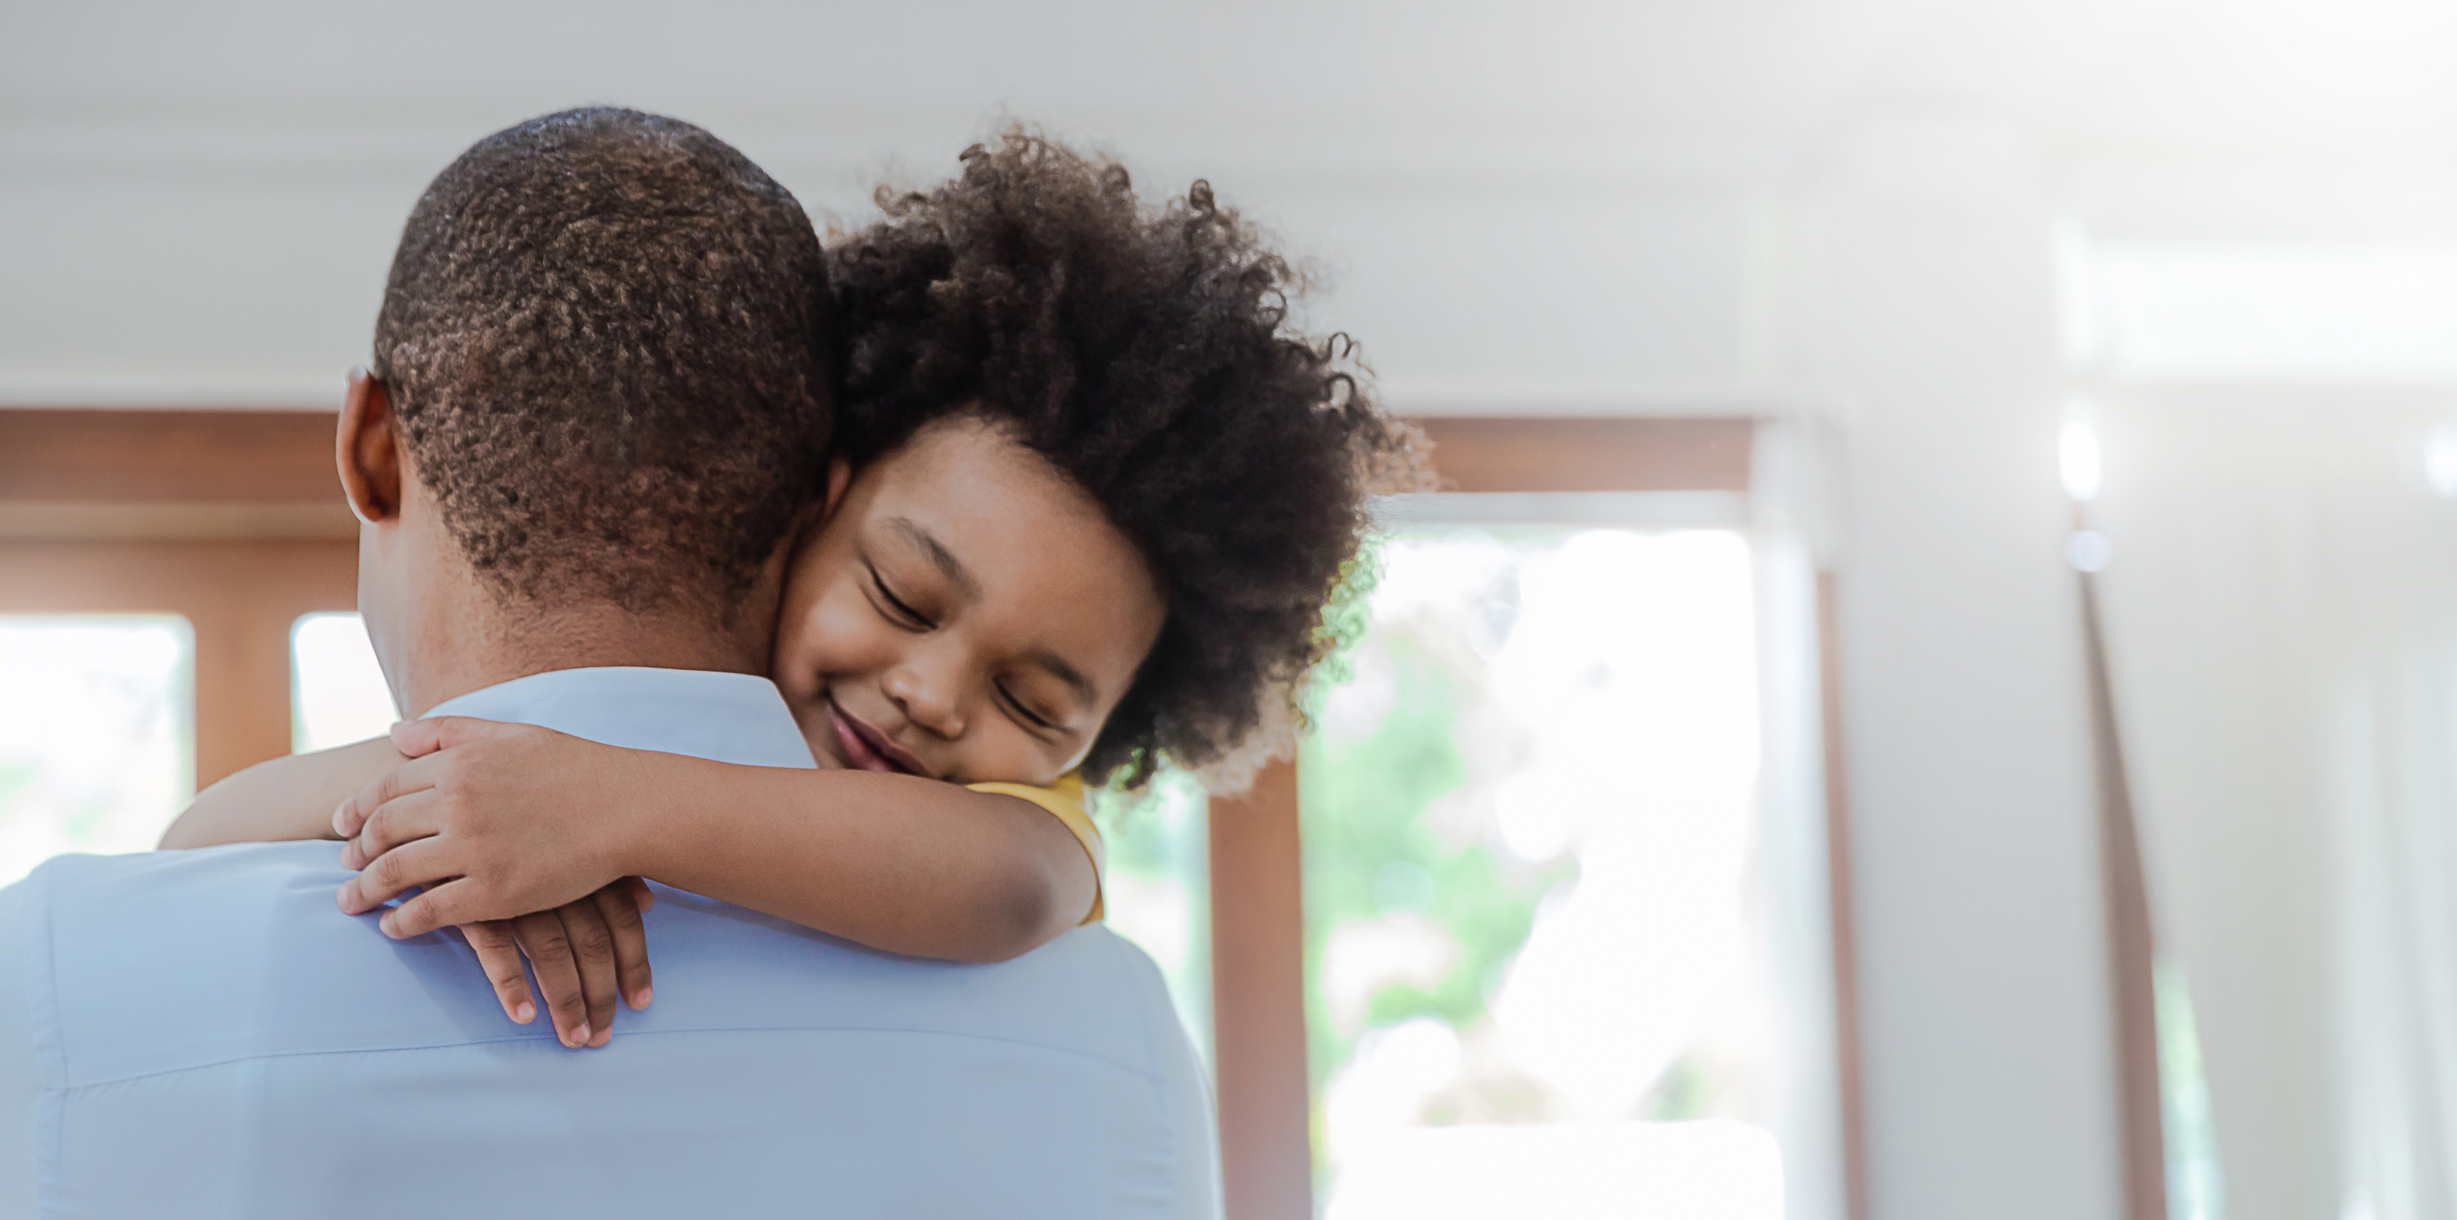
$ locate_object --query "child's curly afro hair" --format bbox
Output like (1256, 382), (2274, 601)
(828, 128), (1431, 790)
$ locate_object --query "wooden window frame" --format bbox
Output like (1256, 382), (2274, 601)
(0, 410), (358, 790)
(1205, 416), (1868, 1220)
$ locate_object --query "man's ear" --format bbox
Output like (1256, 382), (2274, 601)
(338, 369), (404, 523)
(821, 456), (853, 520)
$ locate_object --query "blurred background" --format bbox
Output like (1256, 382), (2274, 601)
(12, 1), (2457, 1217)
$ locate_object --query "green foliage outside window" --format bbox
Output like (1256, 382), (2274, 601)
(1298, 628), (1576, 1102)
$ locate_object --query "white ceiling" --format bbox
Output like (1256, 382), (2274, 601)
(8, 0), (2457, 410)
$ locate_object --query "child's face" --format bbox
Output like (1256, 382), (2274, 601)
(772, 415), (1168, 787)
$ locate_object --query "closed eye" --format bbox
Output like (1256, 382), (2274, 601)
(997, 682), (1062, 736)
(868, 564), (931, 630)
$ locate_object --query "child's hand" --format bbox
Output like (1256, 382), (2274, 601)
(333, 718), (648, 938)
(460, 877), (656, 1049)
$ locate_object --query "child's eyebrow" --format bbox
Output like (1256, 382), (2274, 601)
(1025, 649), (1098, 708)
(885, 516), (982, 601)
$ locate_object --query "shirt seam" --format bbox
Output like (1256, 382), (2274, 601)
(1103, 932), (1185, 1211)
(51, 1023), (1160, 1093)
(25, 866), (65, 1219)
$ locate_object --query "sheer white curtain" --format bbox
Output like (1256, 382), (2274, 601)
(2096, 387), (2457, 1220)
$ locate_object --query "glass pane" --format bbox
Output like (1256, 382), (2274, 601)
(1099, 772), (1212, 1064)
(0, 615), (194, 885)
(291, 612), (396, 753)
(1305, 526), (1779, 1218)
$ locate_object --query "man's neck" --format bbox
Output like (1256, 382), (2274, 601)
(363, 475), (794, 719)
(405, 608), (765, 718)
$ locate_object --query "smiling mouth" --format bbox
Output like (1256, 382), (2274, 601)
(828, 698), (927, 777)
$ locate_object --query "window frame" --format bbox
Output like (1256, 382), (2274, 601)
(0, 409), (357, 790)
(1202, 416), (1872, 1220)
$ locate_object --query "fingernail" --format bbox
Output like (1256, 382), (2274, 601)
(631, 987), (652, 1010)
(591, 1028), (611, 1048)
(569, 1024), (589, 1047)
(513, 1002), (535, 1024)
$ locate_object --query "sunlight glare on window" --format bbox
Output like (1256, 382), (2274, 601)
(0, 616), (193, 885)
(1305, 525), (1777, 1220)
(291, 613), (397, 753)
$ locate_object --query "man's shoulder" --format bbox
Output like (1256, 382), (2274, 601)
(20, 841), (368, 976)
(24, 840), (349, 908)
(8, 845), (1185, 1089)
(26, 838), (342, 885)
(17, 842), (363, 1002)
(12, 842), (479, 1085)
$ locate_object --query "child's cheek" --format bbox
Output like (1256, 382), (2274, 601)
(803, 588), (895, 675)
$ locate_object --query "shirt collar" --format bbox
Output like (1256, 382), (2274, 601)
(421, 667), (817, 769)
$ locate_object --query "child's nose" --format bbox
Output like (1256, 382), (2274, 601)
(884, 663), (963, 737)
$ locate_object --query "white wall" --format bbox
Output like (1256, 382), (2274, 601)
(20, 3), (2457, 1216)
(0, 1), (1782, 413)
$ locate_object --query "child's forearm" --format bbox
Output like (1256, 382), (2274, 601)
(160, 736), (406, 849)
(615, 760), (1098, 963)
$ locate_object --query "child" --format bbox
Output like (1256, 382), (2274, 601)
(165, 130), (1429, 1048)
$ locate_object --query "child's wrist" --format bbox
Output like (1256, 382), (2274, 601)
(599, 748), (679, 879)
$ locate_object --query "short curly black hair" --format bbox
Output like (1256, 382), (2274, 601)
(373, 107), (832, 620)
(830, 130), (1430, 789)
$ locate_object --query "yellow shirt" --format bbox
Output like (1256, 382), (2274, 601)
(964, 773), (1104, 924)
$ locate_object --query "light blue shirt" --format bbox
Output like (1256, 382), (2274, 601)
(0, 667), (1221, 1217)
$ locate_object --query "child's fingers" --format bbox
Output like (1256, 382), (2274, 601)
(512, 910), (593, 1049)
(594, 881), (654, 1010)
(622, 874), (656, 913)
(331, 750), (447, 840)
(338, 788), (443, 871)
(336, 834), (452, 913)
(339, 837), (457, 919)
(388, 715), (517, 760)
(380, 874), (488, 940)
(462, 920), (537, 1026)
(555, 900), (622, 1048)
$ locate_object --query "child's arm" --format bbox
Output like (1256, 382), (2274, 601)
(160, 736), (407, 849)
(334, 717), (1100, 964)
(160, 731), (656, 1052)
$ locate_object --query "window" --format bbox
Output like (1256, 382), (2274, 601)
(0, 615), (194, 885)
(1101, 774), (1214, 1063)
(291, 612), (396, 753)
(1305, 524), (1782, 1218)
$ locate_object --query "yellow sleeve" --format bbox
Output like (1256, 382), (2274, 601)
(965, 773), (1104, 924)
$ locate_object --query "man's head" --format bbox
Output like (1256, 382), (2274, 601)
(341, 108), (831, 713)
